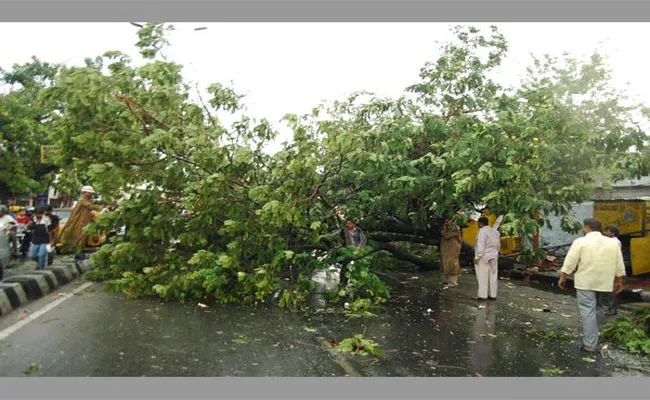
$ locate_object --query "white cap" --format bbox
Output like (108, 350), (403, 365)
(81, 185), (96, 194)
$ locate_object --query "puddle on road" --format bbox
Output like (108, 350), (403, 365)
(304, 268), (649, 377)
(5, 266), (646, 377)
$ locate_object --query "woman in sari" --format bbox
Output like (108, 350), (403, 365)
(60, 186), (102, 255)
(441, 218), (462, 286)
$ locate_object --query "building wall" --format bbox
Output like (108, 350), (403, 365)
(540, 202), (594, 250)
(593, 186), (650, 200)
(541, 183), (650, 251)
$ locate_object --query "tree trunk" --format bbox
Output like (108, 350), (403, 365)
(374, 242), (440, 270)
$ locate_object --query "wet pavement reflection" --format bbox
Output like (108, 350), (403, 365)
(0, 267), (647, 376)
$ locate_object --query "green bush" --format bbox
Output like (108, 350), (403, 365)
(601, 309), (650, 355)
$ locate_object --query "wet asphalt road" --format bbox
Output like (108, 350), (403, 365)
(0, 268), (648, 377)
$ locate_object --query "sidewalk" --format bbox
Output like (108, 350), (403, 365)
(0, 254), (95, 317)
(501, 265), (650, 312)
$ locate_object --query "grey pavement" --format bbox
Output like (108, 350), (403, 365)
(0, 267), (648, 377)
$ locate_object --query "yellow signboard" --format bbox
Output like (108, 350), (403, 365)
(40, 145), (59, 164)
(593, 200), (646, 235)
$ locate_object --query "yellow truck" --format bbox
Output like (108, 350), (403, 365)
(593, 199), (650, 276)
(460, 210), (523, 256)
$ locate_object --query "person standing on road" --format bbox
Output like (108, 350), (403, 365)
(13, 207), (32, 258)
(0, 230), (8, 280)
(60, 186), (102, 257)
(338, 219), (368, 288)
(0, 205), (19, 257)
(45, 205), (61, 244)
(15, 208), (30, 225)
(441, 218), (462, 287)
(601, 225), (624, 316)
(474, 216), (501, 301)
(0, 208), (13, 279)
(27, 207), (53, 270)
(558, 218), (626, 353)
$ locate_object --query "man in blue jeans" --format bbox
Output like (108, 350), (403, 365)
(27, 207), (52, 270)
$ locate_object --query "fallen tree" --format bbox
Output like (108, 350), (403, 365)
(6, 23), (645, 307)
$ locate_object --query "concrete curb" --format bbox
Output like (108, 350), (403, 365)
(75, 259), (95, 274)
(25, 270), (60, 291)
(46, 265), (74, 285)
(65, 263), (81, 279)
(0, 291), (11, 316)
(0, 257), (93, 318)
(0, 283), (29, 309)
(3, 275), (50, 300)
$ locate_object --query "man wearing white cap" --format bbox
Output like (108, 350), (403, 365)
(59, 186), (102, 255)
(0, 204), (18, 258)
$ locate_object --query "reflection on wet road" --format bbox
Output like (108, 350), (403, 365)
(0, 268), (647, 376)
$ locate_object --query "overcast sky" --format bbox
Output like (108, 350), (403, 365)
(1, 23), (649, 150)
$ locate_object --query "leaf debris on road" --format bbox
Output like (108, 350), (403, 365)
(23, 363), (40, 375)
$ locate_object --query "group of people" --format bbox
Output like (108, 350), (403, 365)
(339, 215), (501, 299)
(440, 216), (501, 300)
(0, 185), (101, 279)
(0, 204), (61, 277)
(341, 214), (626, 354)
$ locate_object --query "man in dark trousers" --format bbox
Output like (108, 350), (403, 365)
(602, 225), (624, 315)
(338, 219), (367, 288)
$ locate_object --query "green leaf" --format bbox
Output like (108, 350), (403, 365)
(232, 336), (251, 345)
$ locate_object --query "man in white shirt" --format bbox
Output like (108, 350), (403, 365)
(474, 216), (501, 301)
(0, 205), (18, 257)
(0, 205), (15, 279)
(558, 218), (626, 353)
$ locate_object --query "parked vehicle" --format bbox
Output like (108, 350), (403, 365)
(593, 198), (650, 276)
(461, 210), (523, 256)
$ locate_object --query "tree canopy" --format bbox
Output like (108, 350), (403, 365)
(3, 24), (648, 307)
(0, 58), (59, 200)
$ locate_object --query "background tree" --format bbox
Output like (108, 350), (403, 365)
(0, 58), (59, 203)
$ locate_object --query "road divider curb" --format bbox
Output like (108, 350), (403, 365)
(64, 263), (80, 279)
(0, 291), (11, 316)
(0, 283), (28, 309)
(0, 258), (92, 319)
(3, 275), (50, 301)
(46, 265), (74, 285)
(25, 270), (60, 291)
(75, 259), (95, 274)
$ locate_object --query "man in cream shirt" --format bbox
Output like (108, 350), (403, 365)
(474, 216), (501, 301)
(558, 218), (626, 353)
